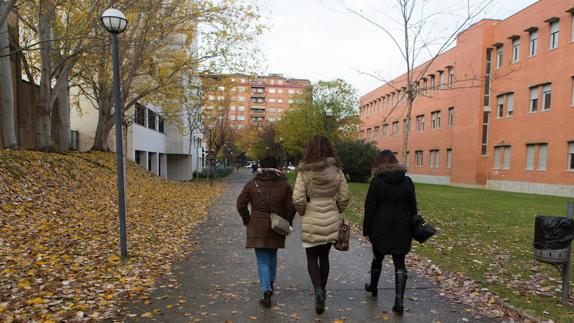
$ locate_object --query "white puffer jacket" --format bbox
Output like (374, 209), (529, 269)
(293, 158), (350, 243)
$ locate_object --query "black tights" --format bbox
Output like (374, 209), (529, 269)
(371, 246), (406, 272)
(305, 243), (332, 289)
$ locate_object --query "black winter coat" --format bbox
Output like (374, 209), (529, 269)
(363, 163), (417, 255)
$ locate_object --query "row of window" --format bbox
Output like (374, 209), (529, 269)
(227, 106), (284, 113)
(230, 78), (287, 85)
(207, 95), (296, 104)
(495, 12), (574, 69)
(134, 104), (165, 134)
(411, 149), (453, 168)
(360, 66), (455, 118)
(495, 78), (574, 118)
(361, 107), (455, 141)
(493, 142), (574, 171)
(395, 142), (574, 172)
(228, 115), (283, 122)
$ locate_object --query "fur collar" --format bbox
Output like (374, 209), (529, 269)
(372, 163), (407, 176)
(297, 157), (338, 172)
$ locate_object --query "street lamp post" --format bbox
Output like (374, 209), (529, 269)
(326, 107), (334, 132)
(208, 124), (214, 186)
(101, 8), (128, 259)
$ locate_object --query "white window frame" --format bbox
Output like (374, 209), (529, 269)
(550, 20), (560, 49)
(530, 87), (539, 113)
(238, 106), (245, 111)
(237, 115), (245, 121)
(569, 142), (574, 170)
(496, 46), (503, 69)
(526, 144), (535, 170)
(512, 38), (520, 63)
(497, 95), (504, 118)
(416, 115), (424, 132)
(503, 146), (511, 169)
(542, 84), (552, 111)
(538, 144), (548, 171)
(507, 93), (514, 117)
(448, 67), (454, 88)
(529, 31), (538, 57)
(446, 149), (452, 168)
(431, 111), (441, 129)
(415, 151), (424, 167)
(494, 147), (502, 169)
(448, 107), (454, 127)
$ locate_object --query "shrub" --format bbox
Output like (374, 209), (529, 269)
(335, 139), (378, 183)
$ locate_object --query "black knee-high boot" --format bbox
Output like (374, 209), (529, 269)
(364, 269), (382, 297)
(365, 259), (382, 298)
(392, 270), (408, 315)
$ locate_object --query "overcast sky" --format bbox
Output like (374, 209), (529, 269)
(257, 0), (538, 96)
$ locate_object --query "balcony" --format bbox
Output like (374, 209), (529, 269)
(251, 87), (266, 96)
(251, 107), (265, 114)
(251, 97), (265, 104)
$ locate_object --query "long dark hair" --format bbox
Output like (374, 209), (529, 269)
(372, 149), (399, 169)
(303, 135), (341, 165)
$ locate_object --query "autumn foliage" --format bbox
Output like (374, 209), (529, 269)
(0, 151), (222, 321)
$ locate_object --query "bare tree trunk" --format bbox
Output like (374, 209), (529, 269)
(51, 77), (70, 152)
(0, 0), (17, 28)
(93, 106), (114, 151)
(0, 5), (16, 149)
(35, 0), (53, 151)
(402, 94), (413, 166)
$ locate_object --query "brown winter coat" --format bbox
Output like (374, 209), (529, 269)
(292, 158), (351, 244)
(237, 171), (296, 249)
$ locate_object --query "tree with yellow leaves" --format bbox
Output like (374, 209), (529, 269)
(73, 0), (265, 151)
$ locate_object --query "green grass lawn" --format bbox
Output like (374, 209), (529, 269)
(286, 172), (574, 321)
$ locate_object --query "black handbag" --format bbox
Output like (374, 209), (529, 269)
(412, 214), (436, 243)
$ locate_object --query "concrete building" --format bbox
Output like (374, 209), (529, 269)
(202, 74), (311, 129)
(359, 0), (574, 197)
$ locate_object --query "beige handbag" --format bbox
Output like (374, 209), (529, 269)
(255, 181), (291, 236)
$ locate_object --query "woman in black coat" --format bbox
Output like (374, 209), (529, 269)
(363, 150), (417, 315)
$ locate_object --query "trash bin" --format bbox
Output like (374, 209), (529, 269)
(533, 215), (574, 264)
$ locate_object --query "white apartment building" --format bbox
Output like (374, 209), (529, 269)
(70, 97), (205, 181)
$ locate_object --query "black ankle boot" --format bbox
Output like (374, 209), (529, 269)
(314, 287), (326, 315)
(392, 270), (408, 315)
(364, 269), (382, 298)
(259, 291), (272, 308)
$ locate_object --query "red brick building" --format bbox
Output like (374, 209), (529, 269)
(359, 0), (574, 197)
(203, 74), (310, 129)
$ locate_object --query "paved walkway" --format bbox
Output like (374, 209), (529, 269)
(126, 170), (491, 322)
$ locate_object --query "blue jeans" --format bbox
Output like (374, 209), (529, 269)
(255, 248), (278, 292)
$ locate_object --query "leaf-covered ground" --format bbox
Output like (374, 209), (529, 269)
(0, 151), (222, 322)
(344, 180), (574, 321)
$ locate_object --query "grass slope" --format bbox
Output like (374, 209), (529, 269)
(0, 151), (222, 321)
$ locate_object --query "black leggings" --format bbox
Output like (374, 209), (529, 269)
(305, 243), (332, 289)
(371, 246), (406, 272)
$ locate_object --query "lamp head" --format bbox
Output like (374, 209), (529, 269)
(101, 8), (128, 34)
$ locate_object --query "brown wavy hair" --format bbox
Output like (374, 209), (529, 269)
(372, 149), (399, 169)
(302, 135), (341, 165)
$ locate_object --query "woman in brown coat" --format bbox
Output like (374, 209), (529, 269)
(292, 135), (350, 315)
(236, 156), (296, 308)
